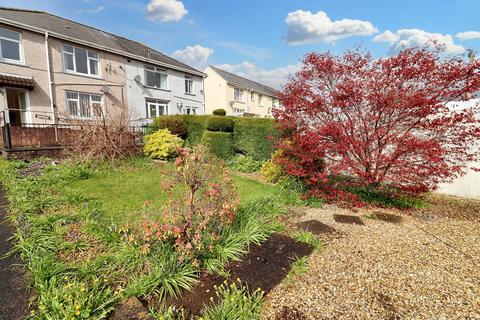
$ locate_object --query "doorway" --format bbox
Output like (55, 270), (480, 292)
(5, 88), (29, 125)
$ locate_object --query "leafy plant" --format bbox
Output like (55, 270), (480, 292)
(212, 108), (227, 116)
(201, 280), (264, 320)
(292, 231), (322, 250)
(232, 117), (278, 161)
(288, 256), (309, 278)
(347, 186), (427, 209)
(261, 160), (283, 184)
(229, 155), (263, 173)
(144, 129), (183, 160)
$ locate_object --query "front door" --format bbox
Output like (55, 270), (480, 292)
(6, 88), (28, 125)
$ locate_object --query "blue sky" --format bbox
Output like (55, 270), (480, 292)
(1, 0), (479, 88)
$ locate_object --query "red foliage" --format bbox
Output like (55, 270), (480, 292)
(275, 48), (480, 194)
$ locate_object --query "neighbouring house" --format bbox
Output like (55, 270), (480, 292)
(204, 66), (279, 117)
(437, 97), (480, 199)
(0, 7), (205, 155)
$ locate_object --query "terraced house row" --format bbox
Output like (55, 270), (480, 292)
(0, 7), (278, 130)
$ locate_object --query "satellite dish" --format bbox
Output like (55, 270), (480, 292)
(134, 75), (142, 82)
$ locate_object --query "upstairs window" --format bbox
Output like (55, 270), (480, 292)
(251, 92), (255, 101)
(66, 91), (103, 118)
(258, 95), (263, 106)
(145, 65), (168, 89)
(234, 88), (244, 102)
(62, 44), (99, 76)
(0, 27), (21, 62)
(185, 76), (193, 94)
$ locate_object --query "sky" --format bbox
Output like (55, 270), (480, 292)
(1, 0), (479, 88)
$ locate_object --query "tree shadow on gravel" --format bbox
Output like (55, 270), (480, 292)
(296, 219), (337, 235)
(161, 233), (314, 318)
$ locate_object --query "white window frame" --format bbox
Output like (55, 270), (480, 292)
(145, 99), (169, 118)
(250, 92), (255, 101)
(258, 94), (264, 107)
(62, 44), (100, 77)
(185, 75), (194, 94)
(183, 106), (197, 115)
(66, 91), (103, 119)
(234, 88), (244, 102)
(0, 27), (23, 64)
(144, 65), (169, 90)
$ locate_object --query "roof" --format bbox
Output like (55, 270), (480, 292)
(209, 66), (278, 97)
(0, 7), (204, 76)
(0, 73), (35, 90)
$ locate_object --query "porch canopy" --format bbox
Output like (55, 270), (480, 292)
(0, 74), (35, 90)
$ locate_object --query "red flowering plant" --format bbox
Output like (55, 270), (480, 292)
(139, 145), (239, 264)
(275, 46), (480, 202)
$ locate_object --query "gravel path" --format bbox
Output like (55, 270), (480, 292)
(264, 203), (480, 319)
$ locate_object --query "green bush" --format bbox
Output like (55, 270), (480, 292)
(233, 118), (278, 161)
(201, 131), (234, 159)
(151, 116), (188, 138)
(183, 115), (210, 146)
(207, 116), (235, 132)
(144, 129), (183, 160)
(212, 108), (227, 116)
(346, 186), (427, 209)
(229, 154), (263, 173)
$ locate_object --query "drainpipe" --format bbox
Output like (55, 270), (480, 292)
(45, 31), (58, 141)
(44, 32), (55, 124)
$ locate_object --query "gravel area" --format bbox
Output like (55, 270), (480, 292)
(264, 202), (480, 319)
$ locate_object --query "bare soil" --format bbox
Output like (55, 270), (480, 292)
(158, 233), (314, 318)
(0, 186), (30, 320)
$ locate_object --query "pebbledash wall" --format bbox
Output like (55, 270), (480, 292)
(125, 59), (204, 125)
(436, 98), (480, 199)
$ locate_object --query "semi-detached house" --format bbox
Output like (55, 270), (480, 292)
(204, 66), (279, 117)
(0, 7), (206, 128)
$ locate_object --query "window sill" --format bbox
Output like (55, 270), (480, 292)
(185, 93), (196, 96)
(63, 70), (102, 80)
(1, 59), (26, 67)
(233, 100), (245, 104)
(144, 85), (170, 92)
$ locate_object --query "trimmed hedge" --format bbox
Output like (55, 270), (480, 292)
(207, 116), (235, 132)
(201, 131), (234, 159)
(233, 118), (277, 161)
(151, 115), (188, 138)
(150, 115), (278, 159)
(212, 108), (227, 116)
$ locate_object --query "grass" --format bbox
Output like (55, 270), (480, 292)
(287, 256), (309, 280)
(70, 161), (282, 225)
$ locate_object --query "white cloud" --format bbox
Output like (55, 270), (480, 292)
(76, 5), (104, 14)
(146, 0), (187, 22)
(456, 31), (480, 41)
(374, 29), (465, 54)
(171, 45), (213, 70)
(285, 10), (378, 45)
(214, 62), (299, 89)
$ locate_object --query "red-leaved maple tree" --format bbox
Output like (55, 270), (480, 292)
(275, 48), (480, 195)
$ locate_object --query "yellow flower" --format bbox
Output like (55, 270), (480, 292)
(75, 310), (80, 315)
(75, 305), (81, 310)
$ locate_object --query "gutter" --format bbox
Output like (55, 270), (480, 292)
(0, 17), (207, 78)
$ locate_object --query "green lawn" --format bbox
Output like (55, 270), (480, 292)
(70, 161), (281, 224)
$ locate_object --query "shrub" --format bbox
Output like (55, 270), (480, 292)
(151, 116), (188, 138)
(261, 151), (284, 183)
(212, 108), (227, 116)
(183, 115), (210, 146)
(201, 131), (234, 159)
(233, 118), (278, 161)
(140, 145), (239, 265)
(229, 154), (263, 173)
(207, 116), (235, 132)
(143, 129), (183, 160)
(346, 186), (427, 209)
